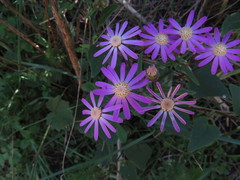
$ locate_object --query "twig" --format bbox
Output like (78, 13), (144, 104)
(0, 0), (41, 34)
(117, 0), (147, 24)
(0, 19), (44, 54)
(51, 0), (81, 85)
(116, 139), (122, 180)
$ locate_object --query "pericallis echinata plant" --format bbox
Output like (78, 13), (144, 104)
(80, 10), (240, 141)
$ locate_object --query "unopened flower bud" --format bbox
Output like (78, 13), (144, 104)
(146, 64), (159, 81)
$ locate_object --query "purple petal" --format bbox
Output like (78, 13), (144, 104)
(198, 55), (215, 67)
(84, 120), (94, 134)
(168, 38), (182, 53)
(95, 81), (114, 89)
(115, 23), (120, 35)
(143, 40), (156, 46)
(158, 19), (164, 32)
(99, 41), (110, 46)
(80, 116), (93, 126)
(180, 41), (187, 54)
(90, 91), (96, 107)
(187, 40), (196, 53)
(143, 105), (160, 112)
(99, 119), (111, 138)
(118, 21), (128, 36)
(171, 84), (181, 98)
(147, 110), (163, 127)
(160, 112), (167, 131)
(94, 45), (112, 57)
(123, 29), (142, 39)
(169, 111), (180, 132)
(107, 66), (120, 82)
(226, 53), (240, 62)
(165, 29), (179, 34)
(120, 63), (126, 81)
(156, 82), (166, 98)
(161, 45), (168, 62)
(101, 34), (110, 40)
(101, 118), (117, 132)
(172, 110), (186, 124)
(122, 40), (144, 46)
(121, 45), (138, 59)
(126, 96), (144, 114)
(107, 27), (114, 37)
(139, 33), (155, 39)
(118, 45), (128, 60)
(113, 98), (121, 117)
(222, 32), (232, 43)
(214, 28), (221, 43)
(223, 57), (234, 71)
(145, 43), (158, 54)
(193, 27), (212, 34)
(226, 40), (240, 48)
(186, 10), (194, 27)
(211, 56), (219, 75)
(122, 98), (131, 120)
(167, 86), (172, 97)
(131, 79), (149, 90)
(101, 67), (118, 84)
(94, 121), (99, 141)
(174, 106), (195, 115)
(129, 71), (146, 86)
(228, 49), (240, 54)
(81, 98), (93, 109)
(219, 56), (228, 74)
(82, 110), (91, 115)
(102, 104), (122, 112)
(102, 114), (122, 123)
(129, 92), (152, 103)
(105, 95), (117, 108)
(147, 23), (159, 35)
(191, 37), (205, 50)
(102, 47), (114, 64)
(175, 100), (196, 105)
(111, 48), (118, 68)
(151, 45), (160, 60)
(169, 18), (182, 30)
(97, 95), (104, 107)
(122, 26), (140, 39)
(147, 87), (162, 100)
(143, 25), (158, 36)
(191, 16), (207, 30)
(125, 63), (138, 82)
(193, 35), (211, 45)
(93, 89), (114, 96)
(174, 92), (188, 101)
(195, 51), (213, 60)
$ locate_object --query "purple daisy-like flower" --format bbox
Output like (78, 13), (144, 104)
(80, 91), (123, 141)
(168, 10), (212, 54)
(93, 21), (143, 68)
(144, 82), (196, 132)
(195, 28), (240, 74)
(94, 63), (151, 120)
(140, 19), (177, 62)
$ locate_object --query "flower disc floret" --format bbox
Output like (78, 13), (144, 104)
(110, 35), (122, 47)
(155, 33), (168, 45)
(212, 43), (227, 56)
(161, 98), (175, 112)
(114, 82), (131, 98)
(91, 107), (102, 120)
(180, 27), (193, 41)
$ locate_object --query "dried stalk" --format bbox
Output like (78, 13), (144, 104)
(51, 0), (81, 84)
(0, 19), (44, 54)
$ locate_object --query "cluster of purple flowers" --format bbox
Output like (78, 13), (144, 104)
(80, 10), (239, 141)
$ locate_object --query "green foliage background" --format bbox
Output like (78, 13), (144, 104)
(0, 0), (240, 179)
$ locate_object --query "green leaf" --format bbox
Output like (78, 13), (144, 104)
(46, 96), (73, 130)
(116, 124), (127, 143)
(229, 84), (240, 115)
(81, 82), (97, 92)
(181, 65), (199, 85)
(120, 161), (138, 180)
(137, 52), (143, 73)
(98, 3), (120, 25)
(87, 45), (104, 78)
(218, 136), (240, 145)
(189, 65), (230, 98)
(221, 12), (240, 35)
(188, 117), (220, 152)
(125, 143), (152, 170)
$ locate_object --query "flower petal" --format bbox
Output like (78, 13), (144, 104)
(82, 98), (93, 109)
(94, 45), (112, 57)
(147, 110), (163, 127)
(169, 111), (180, 132)
(80, 116), (93, 126)
(169, 18), (182, 30)
(186, 10), (194, 27)
(191, 16), (207, 30)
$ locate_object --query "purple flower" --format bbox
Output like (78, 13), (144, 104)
(168, 10), (212, 54)
(93, 21), (143, 68)
(139, 19), (177, 62)
(144, 82), (196, 132)
(94, 63), (151, 120)
(80, 91), (123, 141)
(195, 28), (240, 74)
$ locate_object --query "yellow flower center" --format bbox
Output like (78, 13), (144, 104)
(114, 82), (131, 98)
(161, 98), (175, 112)
(155, 33), (168, 45)
(109, 35), (122, 47)
(180, 27), (193, 41)
(212, 43), (227, 56)
(91, 107), (102, 120)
